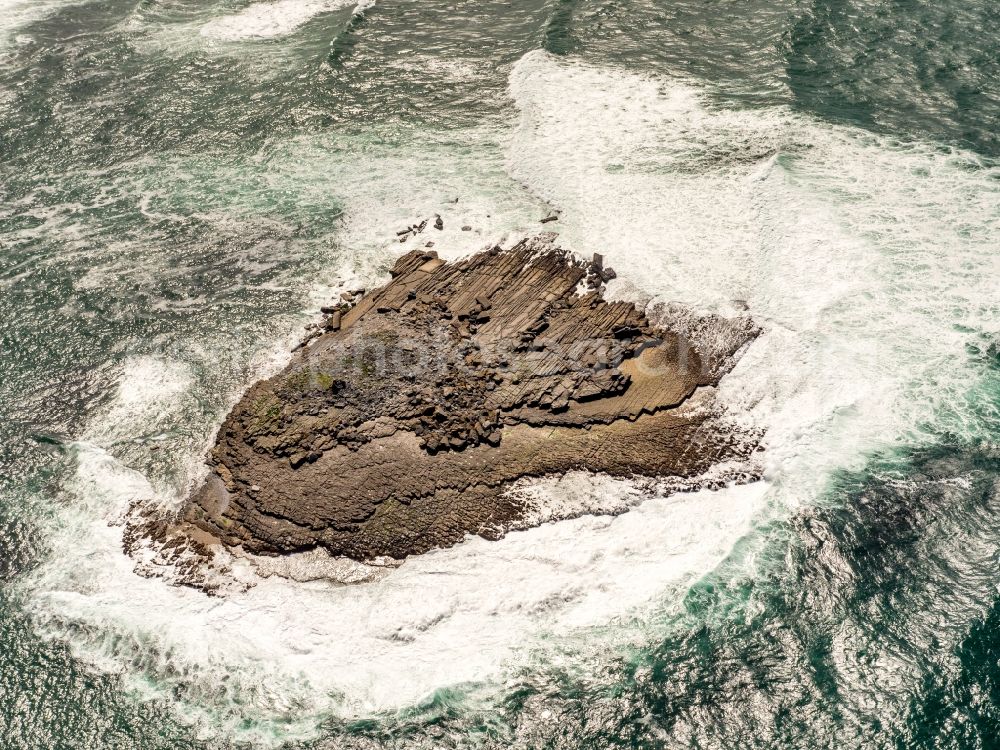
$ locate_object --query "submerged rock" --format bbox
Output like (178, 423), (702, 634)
(144, 235), (759, 564)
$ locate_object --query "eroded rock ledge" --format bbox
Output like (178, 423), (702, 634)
(143, 234), (759, 564)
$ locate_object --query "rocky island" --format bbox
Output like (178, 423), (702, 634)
(132, 234), (759, 574)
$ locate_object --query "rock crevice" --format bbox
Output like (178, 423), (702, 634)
(155, 235), (758, 561)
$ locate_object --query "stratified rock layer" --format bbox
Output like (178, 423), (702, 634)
(177, 235), (756, 560)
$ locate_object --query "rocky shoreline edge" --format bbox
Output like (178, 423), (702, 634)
(124, 234), (761, 592)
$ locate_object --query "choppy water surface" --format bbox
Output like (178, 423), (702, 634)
(1, 1), (998, 748)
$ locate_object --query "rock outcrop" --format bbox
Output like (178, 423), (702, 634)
(155, 234), (758, 562)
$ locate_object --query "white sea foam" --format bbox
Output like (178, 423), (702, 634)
(257, 128), (550, 282)
(0, 0), (76, 48)
(83, 356), (194, 447)
(200, 0), (364, 41)
(24, 354), (764, 743)
(508, 50), (1000, 508)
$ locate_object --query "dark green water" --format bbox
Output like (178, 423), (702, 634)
(1, 1), (998, 747)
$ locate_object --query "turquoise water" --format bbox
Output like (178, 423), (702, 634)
(1, 1), (998, 747)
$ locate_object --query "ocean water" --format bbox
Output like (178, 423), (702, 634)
(0, 1), (998, 748)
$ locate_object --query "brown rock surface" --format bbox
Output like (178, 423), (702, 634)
(167, 234), (758, 561)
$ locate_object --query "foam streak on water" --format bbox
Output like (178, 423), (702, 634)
(200, 0), (367, 41)
(0, 0), (78, 48)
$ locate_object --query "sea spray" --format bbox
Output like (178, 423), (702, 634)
(507, 50), (1000, 506)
